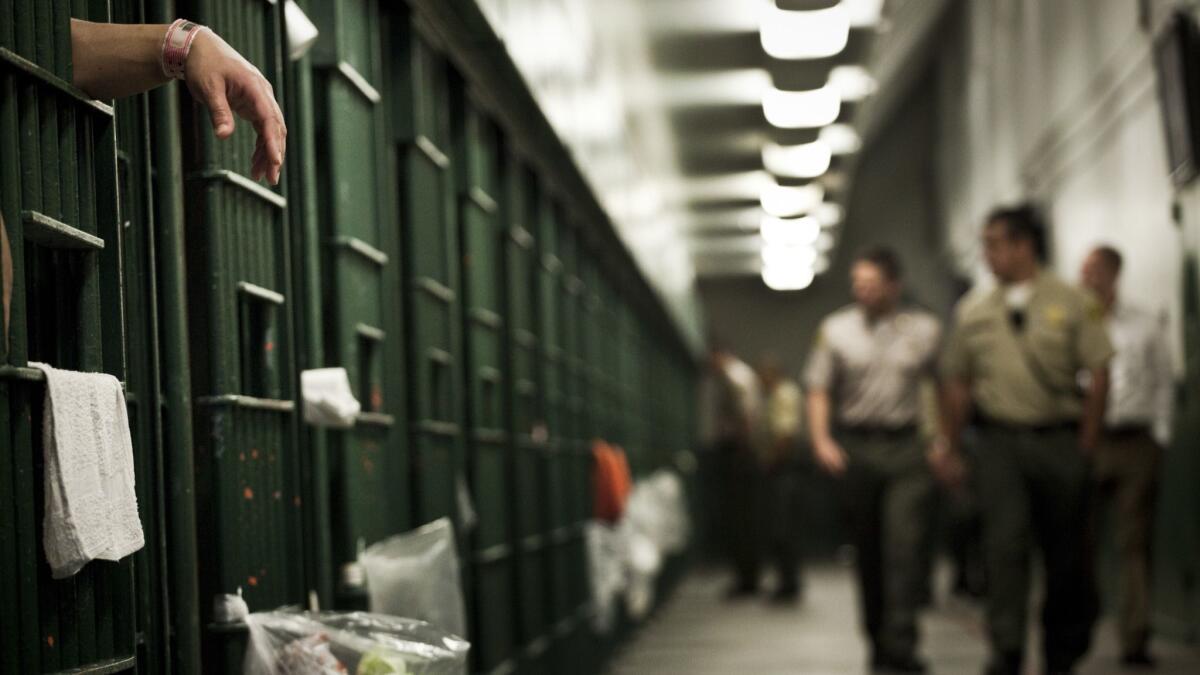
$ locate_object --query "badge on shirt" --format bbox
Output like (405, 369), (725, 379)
(1044, 305), (1066, 326)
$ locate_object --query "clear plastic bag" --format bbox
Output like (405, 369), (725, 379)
(584, 521), (626, 634)
(623, 470), (690, 557)
(358, 518), (466, 638)
(243, 609), (469, 675)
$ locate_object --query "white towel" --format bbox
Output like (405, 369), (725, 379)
(300, 367), (361, 428)
(31, 362), (144, 579)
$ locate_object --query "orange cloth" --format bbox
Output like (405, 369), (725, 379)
(593, 440), (632, 522)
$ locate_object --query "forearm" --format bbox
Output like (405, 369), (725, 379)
(71, 19), (171, 99)
(939, 378), (971, 452)
(806, 390), (833, 446)
(1080, 367), (1109, 446)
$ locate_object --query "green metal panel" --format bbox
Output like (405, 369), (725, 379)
(389, 13), (464, 530)
(111, 1), (172, 670)
(533, 195), (573, 667)
(1154, 255), (1200, 639)
(0, 1), (144, 672)
(283, 0), (335, 614)
(308, 0), (407, 611)
(454, 91), (517, 675)
(178, 1), (304, 670)
(501, 157), (551, 673)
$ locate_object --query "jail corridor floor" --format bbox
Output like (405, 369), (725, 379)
(603, 564), (1200, 674)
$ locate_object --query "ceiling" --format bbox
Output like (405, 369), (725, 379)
(478, 0), (951, 337)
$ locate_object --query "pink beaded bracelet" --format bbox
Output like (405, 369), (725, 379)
(161, 18), (208, 80)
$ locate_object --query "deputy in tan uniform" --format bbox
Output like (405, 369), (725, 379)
(805, 247), (941, 674)
(938, 206), (1113, 675)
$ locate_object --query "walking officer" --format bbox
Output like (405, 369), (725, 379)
(937, 205), (1113, 675)
(805, 247), (941, 673)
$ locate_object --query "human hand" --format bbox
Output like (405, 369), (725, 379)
(185, 30), (286, 184)
(926, 436), (966, 489)
(812, 436), (847, 476)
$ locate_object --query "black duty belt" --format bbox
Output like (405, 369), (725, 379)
(977, 415), (1078, 434)
(836, 424), (918, 439)
(1105, 424), (1151, 438)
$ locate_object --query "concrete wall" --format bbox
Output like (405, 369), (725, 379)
(933, 0), (1194, 364)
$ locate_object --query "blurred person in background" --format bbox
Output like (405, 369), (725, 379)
(805, 247), (942, 673)
(939, 205), (1112, 675)
(757, 355), (805, 604)
(706, 344), (764, 598)
(1080, 245), (1174, 668)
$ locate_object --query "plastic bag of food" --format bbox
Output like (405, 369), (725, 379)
(358, 518), (466, 638)
(243, 609), (470, 675)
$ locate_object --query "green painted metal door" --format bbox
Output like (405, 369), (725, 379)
(308, 0), (408, 610)
(454, 92), (518, 675)
(534, 194), (573, 666)
(0, 1), (157, 672)
(502, 158), (551, 673)
(178, 1), (304, 670)
(1155, 255), (1200, 639)
(388, 11), (464, 532)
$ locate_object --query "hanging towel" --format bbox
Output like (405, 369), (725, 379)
(30, 362), (144, 579)
(300, 367), (361, 428)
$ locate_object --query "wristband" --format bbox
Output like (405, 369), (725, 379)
(161, 19), (208, 80)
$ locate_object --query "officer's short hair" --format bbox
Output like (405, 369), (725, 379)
(1093, 245), (1123, 275)
(986, 204), (1047, 262)
(854, 246), (903, 281)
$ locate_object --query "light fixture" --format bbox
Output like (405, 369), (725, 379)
(819, 124), (862, 155)
(762, 141), (832, 179)
(760, 3), (850, 60)
(812, 202), (845, 227)
(760, 182), (824, 217)
(815, 230), (836, 252)
(762, 265), (816, 291)
(762, 244), (819, 271)
(763, 86), (841, 129)
(761, 216), (821, 246)
(827, 65), (877, 102)
(813, 253), (832, 274)
(843, 0), (886, 28)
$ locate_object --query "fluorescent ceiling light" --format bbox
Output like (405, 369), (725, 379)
(814, 253), (832, 274)
(844, 0), (885, 28)
(762, 243), (818, 270)
(815, 230), (836, 252)
(763, 86), (841, 129)
(762, 141), (832, 179)
(819, 124), (862, 155)
(827, 65), (877, 102)
(760, 4), (849, 60)
(812, 202), (845, 227)
(760, 182), (824, 217)
(761, 216), (821, 246)
(762, 264), (816, 291)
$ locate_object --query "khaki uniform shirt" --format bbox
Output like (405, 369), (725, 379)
(941, 272), (1114, 425)
(804, 304), (942, 428)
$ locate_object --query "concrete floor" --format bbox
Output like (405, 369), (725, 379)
(603, 564), (1200, 675)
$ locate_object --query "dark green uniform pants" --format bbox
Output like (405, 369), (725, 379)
(975, 425), (1098, 673)
(838, 429), (934, 660)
